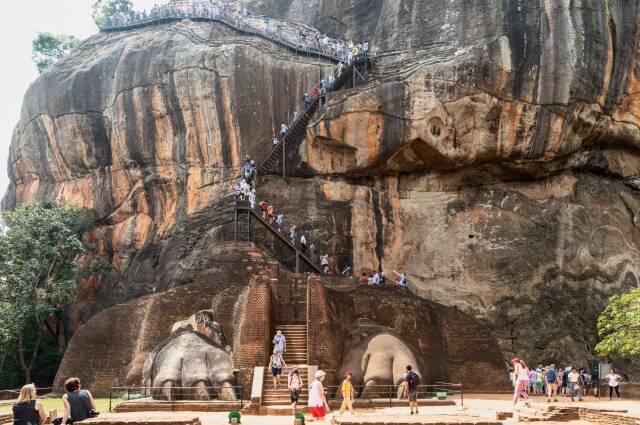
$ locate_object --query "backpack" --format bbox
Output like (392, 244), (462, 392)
(546, 369), (557, 382)
(407, 371), (420, 390)
(272, 354), (283, 368)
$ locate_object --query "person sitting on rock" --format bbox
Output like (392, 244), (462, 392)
(62, 378), (97, 424)
(13, 384), (47, 425)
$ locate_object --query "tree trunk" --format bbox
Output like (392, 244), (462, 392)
(17, 332), (42, 384)
(0, 351), (6, 375)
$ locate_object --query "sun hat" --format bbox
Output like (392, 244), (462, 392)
(315, 370), (326, 379)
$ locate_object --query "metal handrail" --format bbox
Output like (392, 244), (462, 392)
(99, 1), (375, 64)
(323, 383), (464, 406)
(0, 387), (54, 401)
(235, 199), (326, 274)
(257, 57), (368, 175)
(108, 385), (245, 412)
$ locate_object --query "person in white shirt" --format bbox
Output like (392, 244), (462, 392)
(280, 123), (289, 136)
(567, 367), (583, 402)
(248, 189), (256, 209)
(511, 357), (532, 406)
(372, 271), (380, 285)
(605, 369), (622, 399)
(308, 370), (330, 421)
(300, 234), (307, 252)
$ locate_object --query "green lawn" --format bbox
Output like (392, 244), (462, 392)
(0, 398), (119, 415)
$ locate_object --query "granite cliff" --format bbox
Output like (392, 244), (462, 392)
(5, 1), (640, 368)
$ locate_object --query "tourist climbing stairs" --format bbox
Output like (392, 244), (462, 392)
(234, 201), (323, 273)
(262, 324), (308, 407)
(258, 59), (367, 176)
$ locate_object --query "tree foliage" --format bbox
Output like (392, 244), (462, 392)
(0, 203), (102, 383)
(92, 0), (134, 27)
(595, 288), (640, 359)
(31, 32), (79, 74)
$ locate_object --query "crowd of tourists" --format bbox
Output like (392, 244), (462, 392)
(510, 358), (624, 406)
(358, 270), (407, 287)
(270, 328), (421, 420)
(233, 157), (334, 273)
(101, 0), (376, 63)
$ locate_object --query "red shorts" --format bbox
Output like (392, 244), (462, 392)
(310, 406), (326, 418)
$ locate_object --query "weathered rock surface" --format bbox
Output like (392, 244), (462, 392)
(6, 1), (640, 370)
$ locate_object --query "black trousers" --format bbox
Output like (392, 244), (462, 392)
(609, 386), (620, 398)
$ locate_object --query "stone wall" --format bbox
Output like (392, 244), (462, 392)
(54, 243), (277, 395)
(306, 277), (509, 391)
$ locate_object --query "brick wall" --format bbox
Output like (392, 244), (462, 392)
(233, 277), (272, 369)
(305, 280), (507, 391)
(548, 406), (640, 425)
(54, 243), (277, 396)
(306, 277), (342, 372)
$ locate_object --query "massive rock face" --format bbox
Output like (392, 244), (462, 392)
(5, 1), (640, 369)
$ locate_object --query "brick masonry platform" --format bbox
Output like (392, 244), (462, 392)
(116, 400), (245, 413)
(83, 414), (200, 425)
(331, 412), (501, 425)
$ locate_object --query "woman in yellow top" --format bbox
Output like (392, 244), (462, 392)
(338, 371), (355, 415)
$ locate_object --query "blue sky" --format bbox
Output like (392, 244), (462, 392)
(0, 0), (158, 201)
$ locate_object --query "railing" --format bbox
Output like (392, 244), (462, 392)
(323, 383), (464, 406)
(0, 387), (54, 401)
(258, 55), (370, 176)
(108, 385), (245, 412)
(100, 1), (375, 64)
(234, 198), (329, 274)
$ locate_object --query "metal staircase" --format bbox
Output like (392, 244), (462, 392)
(258, 58), (371, 177)
(234, 201), (323, 274)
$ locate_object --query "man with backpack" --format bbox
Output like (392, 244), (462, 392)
(403, 365), (420, 415)
(546, 364), (559, 402)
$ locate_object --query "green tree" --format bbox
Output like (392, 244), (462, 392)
(92, 0), (134, 28)
(595, 288), (640, 359)
(0, 203), (100, 383)
(31, 32), (79, 74)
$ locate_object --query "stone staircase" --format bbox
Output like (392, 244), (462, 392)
(261, 324), (308, 407)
